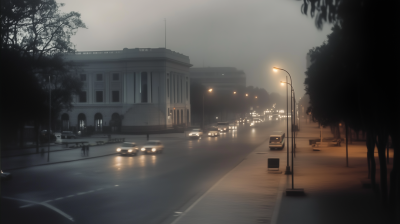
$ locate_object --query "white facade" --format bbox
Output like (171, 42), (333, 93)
(60, 48), (192, 133)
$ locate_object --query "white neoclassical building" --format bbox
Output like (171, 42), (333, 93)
(60, 48), (192, 133)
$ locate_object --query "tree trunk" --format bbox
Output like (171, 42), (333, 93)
(366, 130), (376, 191)
(376, 130), (388, 207)
(389, 131), (399, 213)
(34, 121), (40, 153)
(19, 123), (24, 149)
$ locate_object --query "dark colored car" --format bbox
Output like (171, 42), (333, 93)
(61, 131), (77, 139)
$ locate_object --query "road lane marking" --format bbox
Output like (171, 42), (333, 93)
(170, 159), (245, 224)
(3, 196), (74, 222)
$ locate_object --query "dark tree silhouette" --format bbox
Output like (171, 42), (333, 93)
(302, 0), (400, 211)
(1, 0), (86, 152)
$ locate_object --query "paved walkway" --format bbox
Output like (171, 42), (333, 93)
(171, 119), (397, 224)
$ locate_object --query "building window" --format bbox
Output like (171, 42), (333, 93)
(96, 91), (103, 102)
(141, 72), (147, 103)
(97, 74), (103, 81)
(79, 91), (87, 102)
(80, 74), (86, 81)
(113, 73), (119, 81)
(112, 91), (119, 102)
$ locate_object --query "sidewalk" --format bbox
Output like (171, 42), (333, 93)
(171, 119), (396, 224)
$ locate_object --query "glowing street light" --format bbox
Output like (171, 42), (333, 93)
(245, 93), (248, 97)
(233, 91), (236, 94)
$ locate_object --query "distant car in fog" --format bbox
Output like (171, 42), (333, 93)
(229, 123), (237, 130)
(141, 140), (164, 154)
(217, 122), (229, 132)
(188, 129), (203, 138)
(253, 118), (261, 123)
(208, 127), (219, 137)
(61, 131), (76, 139)
(117, 142), (139, 156)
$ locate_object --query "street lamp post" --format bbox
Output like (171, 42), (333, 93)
(48, 75), (51, 162)
(281, 80), (303, 195)
(202, 88), (213, 129)
(274, 67), (292, 175)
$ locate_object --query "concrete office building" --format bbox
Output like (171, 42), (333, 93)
(60, 48), (192, 133)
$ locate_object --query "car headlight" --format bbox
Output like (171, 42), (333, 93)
(117, 148), (121, 152)
(152, 148), (156, 152)
(128, 149), (133, 152)
(208, 133), (211, 135)
(224, 128), (226, 130)
(141, 148), (145, 151)
(196, 134), (199, 136)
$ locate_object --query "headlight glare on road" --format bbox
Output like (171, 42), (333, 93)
(117, 148), (121, 152)
(141, 148), (145, 151)
(128, 149), (133, 152)
(152, 148), (156, 152)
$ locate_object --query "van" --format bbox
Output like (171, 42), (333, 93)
(269, 131), (285, 150)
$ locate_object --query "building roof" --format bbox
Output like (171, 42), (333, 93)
(62, 48), (191, 67)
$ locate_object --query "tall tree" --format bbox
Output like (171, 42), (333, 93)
(302, 0), (400, 211)
(1, 0), (86, 151)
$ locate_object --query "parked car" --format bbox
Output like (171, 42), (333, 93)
(141, 140), (164, 154)
(61, 131), (76, 139)
(1, 170), (12, 180)
(207, 127), (219, 137)
(188, 129), (203, 138)
(117, 142), (139, 156)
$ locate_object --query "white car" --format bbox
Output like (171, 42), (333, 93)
(141, 140), (164, 154)
(117, 142), (139, 156)
(229, 123), (237, 130)
(188, 129), (203, 138)
(208, 127), (219, 137)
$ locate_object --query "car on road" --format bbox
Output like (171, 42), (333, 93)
(269, 131), (285, 150)
(229, 123), (237, 130)
(1, 170), (12, 180)
(188, 129), (203, 138)
(141, 140), (164, 154)
(207, 127), (219, 137)
(117, 142), (139, 156)
(217, 122), (229, 132)
(61, 131), (77, 139)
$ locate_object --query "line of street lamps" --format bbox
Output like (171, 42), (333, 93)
(273, 66), (304, 195)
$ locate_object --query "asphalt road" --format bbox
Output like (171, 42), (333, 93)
(1, 120), (286, 224)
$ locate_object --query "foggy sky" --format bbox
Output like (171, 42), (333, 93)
(60, 0), (332, 101)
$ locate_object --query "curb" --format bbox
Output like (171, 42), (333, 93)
(3, 153), (119, 171)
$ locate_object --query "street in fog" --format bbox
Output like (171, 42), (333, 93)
(1, 121), (287, 224)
